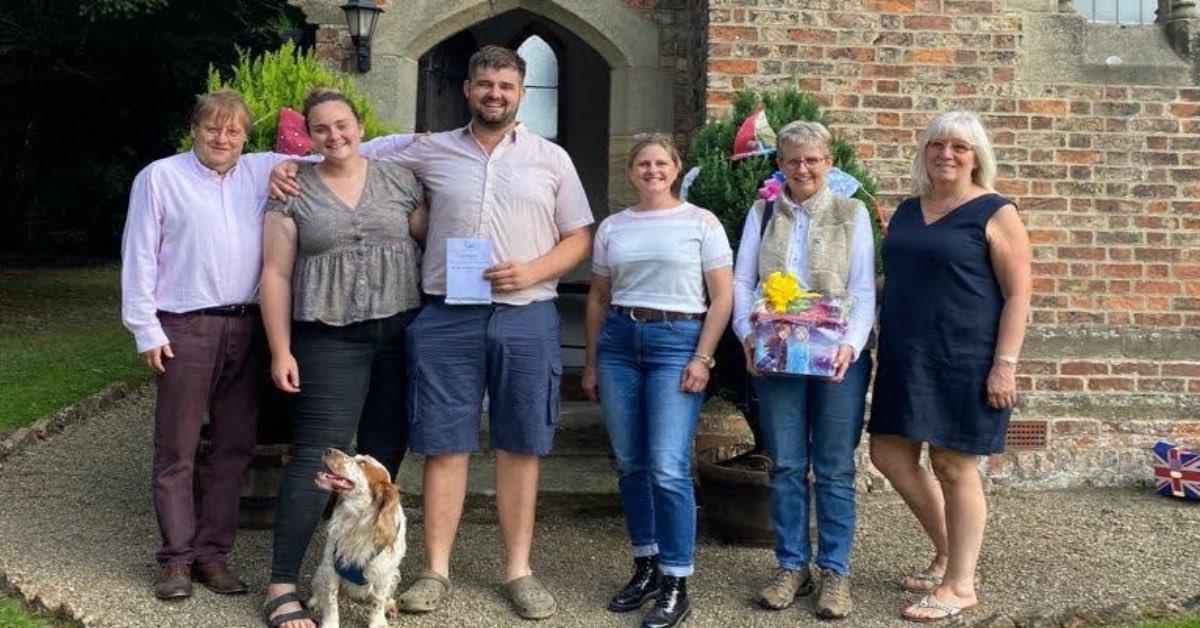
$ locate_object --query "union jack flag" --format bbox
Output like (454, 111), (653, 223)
(1153, 441), (1200, 501)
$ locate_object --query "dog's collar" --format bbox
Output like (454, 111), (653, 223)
(334, 552), (371, 586)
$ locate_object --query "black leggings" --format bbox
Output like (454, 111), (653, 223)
(269, 310), (415, 584)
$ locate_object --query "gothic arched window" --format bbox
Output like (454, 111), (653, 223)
(516, 35), (559, 142)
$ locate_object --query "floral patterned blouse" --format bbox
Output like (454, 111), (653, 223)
(266, 160), (422, 325)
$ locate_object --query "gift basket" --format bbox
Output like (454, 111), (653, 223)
(751, 272), (852, 378)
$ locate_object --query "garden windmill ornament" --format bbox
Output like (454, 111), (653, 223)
(732, 106), (777, 161)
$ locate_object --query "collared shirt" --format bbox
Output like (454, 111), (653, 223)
(120, 150), (298, 352)
(361, 123), (594, 305)
(731, 188), (877, 358)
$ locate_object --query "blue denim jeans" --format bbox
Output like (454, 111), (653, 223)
(597, 311), (704, 577)
(753, 352), (873, 576)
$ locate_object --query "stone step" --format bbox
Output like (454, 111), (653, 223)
(396, 451), (621, 514)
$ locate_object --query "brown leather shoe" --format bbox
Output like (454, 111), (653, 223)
(154, 563), (193, 600)
(194, 560), (249, 595)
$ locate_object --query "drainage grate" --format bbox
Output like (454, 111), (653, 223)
(1006, 420), (1048, 450)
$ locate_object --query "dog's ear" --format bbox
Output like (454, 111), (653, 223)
(372, 482), (401, 550)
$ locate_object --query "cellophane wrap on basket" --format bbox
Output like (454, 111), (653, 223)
(750, 272), (851, 378)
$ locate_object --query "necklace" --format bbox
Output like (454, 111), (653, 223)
(921, 188), (972, 224)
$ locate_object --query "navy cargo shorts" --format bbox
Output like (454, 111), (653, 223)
(405, 298), (562, 455)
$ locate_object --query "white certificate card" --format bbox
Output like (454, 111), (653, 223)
(445, 237), (493, 305)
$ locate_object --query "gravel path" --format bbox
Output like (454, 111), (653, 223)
(0, 385), (1196, 627)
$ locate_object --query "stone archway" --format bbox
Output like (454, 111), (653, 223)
(293, 0), (674, 211)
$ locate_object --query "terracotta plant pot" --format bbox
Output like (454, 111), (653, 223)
(696, 443), (776, 547)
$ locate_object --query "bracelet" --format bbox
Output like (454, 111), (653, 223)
(994, 354), (1018, 367)
(691, 352), (716, 369)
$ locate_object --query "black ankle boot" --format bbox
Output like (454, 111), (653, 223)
(640, 575), (691, 628)
(608, 555), (661, 612)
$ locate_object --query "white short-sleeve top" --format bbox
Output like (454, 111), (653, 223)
(592, 202), (733, 313)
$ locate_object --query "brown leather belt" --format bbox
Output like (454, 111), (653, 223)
(611, 305), (702, 322)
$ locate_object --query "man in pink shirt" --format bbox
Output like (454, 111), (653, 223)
(121, 90), (287, 601)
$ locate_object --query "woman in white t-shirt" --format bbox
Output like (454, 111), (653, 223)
(582, 133), (733, 627)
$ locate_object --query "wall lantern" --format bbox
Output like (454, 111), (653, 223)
(341, 0), (384, 73)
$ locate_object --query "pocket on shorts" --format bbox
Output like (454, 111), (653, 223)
(546, 362), (563, 426)
(407, 366), (422, 428)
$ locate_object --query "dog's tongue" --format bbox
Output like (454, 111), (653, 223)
(316, 471), (354, 491)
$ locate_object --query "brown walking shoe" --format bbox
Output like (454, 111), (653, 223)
(194, 560), (249, 595)
(815, 568), (852, 620)
(154, 563), (193, 600)
(756, 566), (813, 610)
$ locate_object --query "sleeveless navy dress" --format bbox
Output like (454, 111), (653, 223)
(868, 193), (1013, 455)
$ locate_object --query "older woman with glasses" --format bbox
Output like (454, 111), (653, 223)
(583, 133), (733, 628)
(868, 111), (1031, 622)
(731, 121), (876, 620)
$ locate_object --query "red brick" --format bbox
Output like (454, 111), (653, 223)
(909, 48), (953, 64)
(1162, 363), (1200, 377)
(1061, 361), (1108, 375)
(710, 59), (757, 74)
(1097, 264), (1142, 278)
(869, 0), (918, 11)
(904, 15), (953, 29)
(863, 64), (914, 78)
(1056, 149), (1103, 164)
(1019, 99), (1069, 115)
(710, 26), (757, 42)
(1136, 280), (1181, 295)
(1112, 362), (1158, 375)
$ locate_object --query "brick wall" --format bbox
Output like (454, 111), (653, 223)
(704, 0), (1200, 486)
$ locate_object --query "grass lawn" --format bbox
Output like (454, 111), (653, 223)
(1142, 616), (1200, 628)
(0, 593), (75, 627)
(0, 267), (148, 432)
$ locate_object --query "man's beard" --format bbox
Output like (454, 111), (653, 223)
(471, 103), (518, 130)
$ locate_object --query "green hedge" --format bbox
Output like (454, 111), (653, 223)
(177, 41), (391, 153)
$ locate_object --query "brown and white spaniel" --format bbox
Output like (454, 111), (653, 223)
(310, 448), (405, 628)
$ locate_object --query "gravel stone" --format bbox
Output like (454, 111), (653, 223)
(0, 384), (1197, 627)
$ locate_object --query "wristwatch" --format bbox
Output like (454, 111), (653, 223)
(692, 353), (716, 369)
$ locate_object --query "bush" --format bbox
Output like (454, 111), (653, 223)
(177, 41), (391, 153)
(685, 89), (882, 454)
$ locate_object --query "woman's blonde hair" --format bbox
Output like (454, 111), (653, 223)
(911, 111), (996, 196)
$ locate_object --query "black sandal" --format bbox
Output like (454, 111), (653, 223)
(262, 591), (312, 627)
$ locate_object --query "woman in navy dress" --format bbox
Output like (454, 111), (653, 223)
(868, 111), (1031, 622)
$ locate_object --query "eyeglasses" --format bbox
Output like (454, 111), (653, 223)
(781, 156), (827, 171)
(927, 139), (973, 154)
